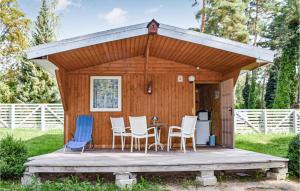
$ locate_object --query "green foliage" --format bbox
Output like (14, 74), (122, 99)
(246, 0), (279, 45)
(242, 73), (250, 108)
(32, 0), (58, 45)
(16, 59), (60, 103)
(265, 64), (278, 108)
(0, 60), (60, 103)
(287, 134), (300, 178)
(273, 14), (299, 108)
(0, 79), (14, 103)
(259, 0), (292, 50)
(195, 0), (250, 43)
(0, 128), (63, 157)
(234, 74), (246, 108)
(0, 135), (28, 179)
(0, 0), (30, 56)
(0, 0), (60, 104)
(265, 0), (299, 109)
(248, 70), (260, 109)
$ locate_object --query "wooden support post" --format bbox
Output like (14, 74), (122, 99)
(11, 104), (15, 129)
(55, 68), (68, 111)
(144, 35), (153, 94)
(293, 109), (297, 133)
(41, 105), (46, 131)
(263, 109), (268, 134)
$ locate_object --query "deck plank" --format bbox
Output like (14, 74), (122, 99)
(25, 149), (287, 173)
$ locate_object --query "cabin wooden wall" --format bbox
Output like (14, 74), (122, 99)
(63, 56), (223, 148)
(195, 84), (221, 145)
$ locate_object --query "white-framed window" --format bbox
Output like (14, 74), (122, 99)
(90, 76), (122, 112)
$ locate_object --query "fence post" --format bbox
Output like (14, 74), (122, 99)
(293, 109), (297, 133)
(11, 104), (15, 129)
(41, 104), (46, 131)
(263, 109), (268, 134)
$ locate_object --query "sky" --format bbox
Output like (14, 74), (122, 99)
(19, 0), (200, 40)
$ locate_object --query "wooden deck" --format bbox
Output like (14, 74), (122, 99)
(22, 148), (288, 186)
(25, 148), (287, 173)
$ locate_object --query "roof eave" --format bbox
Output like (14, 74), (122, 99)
(26, 22), (149, 59)
(26, 21), (275, 63)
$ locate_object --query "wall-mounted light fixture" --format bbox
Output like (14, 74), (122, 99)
(188, 75), (195, 83)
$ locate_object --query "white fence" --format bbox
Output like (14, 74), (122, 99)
(0, 104), (64, 131)
(0, 104), (299, 134)
(235, 109), (300, 134)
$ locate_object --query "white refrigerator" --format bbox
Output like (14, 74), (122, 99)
(196, 120), (210, 145)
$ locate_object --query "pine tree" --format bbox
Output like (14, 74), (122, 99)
(32, 0), (58, 45)
(193, 0), (250, 43)
(272, 0), (299, 108)
(248, 70), (259, 109)
(264, 63), (278, 108)
(16, 59), (59, 103)
(193, 0), (208, 32)
(234, 74), (246, 108)
(242, 72), (250, 108)
(17, 0), (60, 103)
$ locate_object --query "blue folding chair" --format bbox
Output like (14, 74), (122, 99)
(64, 115), (93, 153)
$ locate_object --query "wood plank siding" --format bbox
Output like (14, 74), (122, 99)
(62, 56), (224, 148)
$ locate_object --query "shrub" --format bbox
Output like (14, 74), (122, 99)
(287, 134), (300, 178)
(0, 134), (28, 179)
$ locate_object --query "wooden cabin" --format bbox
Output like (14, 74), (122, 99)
(27, 20), (274, 149)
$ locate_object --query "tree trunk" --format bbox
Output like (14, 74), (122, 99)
(200, 0), (206, 32)
(253, 0), (259, 46)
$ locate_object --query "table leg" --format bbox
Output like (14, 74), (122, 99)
(148, 127), (164, 150)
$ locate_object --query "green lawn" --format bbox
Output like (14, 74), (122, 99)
(235, 133), (294, 158)
(1, 128), (293, 158)
(0, 128), (63, 157)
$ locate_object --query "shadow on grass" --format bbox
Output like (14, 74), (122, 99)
(24, 133), (64, 157)
(236, 135), (293, 158)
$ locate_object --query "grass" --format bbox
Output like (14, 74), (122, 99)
(235, 133), (294, 157)
(0, 128), (63, 157)
(0, 177), (169, 191)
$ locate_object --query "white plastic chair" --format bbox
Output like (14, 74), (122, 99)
(167, 116), (197, 153)
(129, 116), (157, 153)
(110, 117), (131, 151)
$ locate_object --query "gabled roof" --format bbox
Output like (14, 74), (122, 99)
(27, 20), (275, 74)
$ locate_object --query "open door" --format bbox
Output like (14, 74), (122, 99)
(221, 79), (234, 148)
